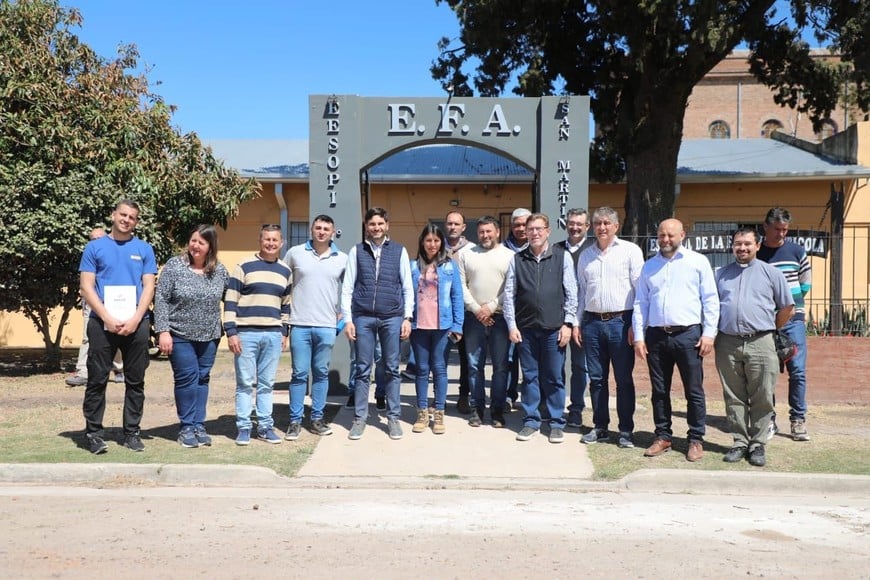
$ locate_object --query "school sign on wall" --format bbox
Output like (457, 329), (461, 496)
(308, 95), (590, 251)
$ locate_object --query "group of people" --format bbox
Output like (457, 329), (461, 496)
(76, 199), (811, 468)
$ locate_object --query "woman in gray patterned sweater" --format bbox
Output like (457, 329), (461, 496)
(154, 225), (228, 448)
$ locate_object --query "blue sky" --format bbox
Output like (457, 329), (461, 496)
(66, 0), (461, 140)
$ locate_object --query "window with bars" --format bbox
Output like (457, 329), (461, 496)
(708, 120), (731, 139)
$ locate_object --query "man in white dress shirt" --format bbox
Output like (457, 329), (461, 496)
(574, 206), (644, 448)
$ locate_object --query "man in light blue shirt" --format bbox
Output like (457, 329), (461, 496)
(633, 219), (719, 462)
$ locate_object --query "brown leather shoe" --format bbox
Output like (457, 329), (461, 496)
(643, 438), (672, 457)
(686, 440), (704, 462)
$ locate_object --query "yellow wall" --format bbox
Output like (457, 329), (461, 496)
(3, 173), (868, 348)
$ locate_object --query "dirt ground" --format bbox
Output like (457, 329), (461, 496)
(1, 486), (867, 579)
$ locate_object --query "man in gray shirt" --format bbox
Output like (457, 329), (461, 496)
(283, 214), (348, 440)
(715, 226), (794, 467)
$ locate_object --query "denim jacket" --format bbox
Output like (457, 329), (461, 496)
(409, 259), (464, 333)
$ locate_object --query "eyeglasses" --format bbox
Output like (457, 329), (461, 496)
(261, 223), (281, 231)
(526, 226), (548, 233)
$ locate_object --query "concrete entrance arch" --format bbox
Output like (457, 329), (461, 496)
(308, 95), (590, 250)
(308, 94), (590, 392)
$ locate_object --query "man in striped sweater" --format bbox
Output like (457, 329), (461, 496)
(758, 207), (812, 442)
(224, 224), (292, 446)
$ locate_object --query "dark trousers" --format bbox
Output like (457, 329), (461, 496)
(83, 317), (150, 436)
(444, 334), (470, 397)
(645, 325), (706, 441)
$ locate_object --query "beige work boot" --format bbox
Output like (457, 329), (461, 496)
(412, 408), (429, 433)
(432, 409), (446, 435)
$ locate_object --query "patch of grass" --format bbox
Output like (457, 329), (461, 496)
(0, 351), (327, 478)
(587, 396), (870, 480)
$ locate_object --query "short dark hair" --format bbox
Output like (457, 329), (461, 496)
(477, 215), (499, 229)
(765, 207), (792, 225)
(364, 207), (388, 223)
(566, 208), (588, 219)
(312, 214), (334, 226)
(732, 226), (760, 244)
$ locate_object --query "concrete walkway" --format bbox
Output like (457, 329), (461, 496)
(298, 383), (594, 480)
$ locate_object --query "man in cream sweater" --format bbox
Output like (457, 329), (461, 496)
(457, 215), (516, 428)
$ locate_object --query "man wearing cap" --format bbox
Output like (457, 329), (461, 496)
(503, 207), (531, 408)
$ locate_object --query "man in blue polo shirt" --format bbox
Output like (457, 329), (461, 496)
(715, 226), (794, 467)
(79, 199), (157, 454)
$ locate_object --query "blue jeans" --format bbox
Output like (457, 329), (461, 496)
(348, 335), (387, 397)
(352, 315), (402, 420)
(169, 337), (218, 430)
(410, 329), (450, 410)
(234, 331), (282, 431)
(464, 313), (510, 414)
(778, 318), (808, 421)
(566, 340), (588, 412)
(583, 313), (636, 433)
(289, 326), (336, 423)
(517, 327), (567, 429)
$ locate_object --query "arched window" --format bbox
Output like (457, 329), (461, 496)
(708, 120), (730, 139)
(761, 119), (784, 138)
(815, 119), (838, 141)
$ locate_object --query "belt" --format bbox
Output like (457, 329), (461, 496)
(585, 310), (631, 321)
(724, 330), (773, 339)
(651, 324), (699, 334)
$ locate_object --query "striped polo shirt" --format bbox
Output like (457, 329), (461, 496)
(223, 253), (292, 336)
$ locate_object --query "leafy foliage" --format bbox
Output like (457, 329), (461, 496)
(0, 0), (260, 362)
(432, 0), (869, 238)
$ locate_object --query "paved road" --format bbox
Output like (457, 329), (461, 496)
(1, 485), (866, 578)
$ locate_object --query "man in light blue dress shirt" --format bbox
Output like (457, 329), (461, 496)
(632, 219), (719, 462)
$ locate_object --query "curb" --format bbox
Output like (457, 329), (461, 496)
(1, 463), (868, 497)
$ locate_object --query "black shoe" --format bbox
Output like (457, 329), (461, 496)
(456, 395), (471, 415)
(722, 446), (747, 463)
(748, 446), (766, 467)
(375, 396), (386, 411)
(124, 433), (145, 452)
(86, 433), (108, 455)
(345, 393), (355, 409)
(468, 411), (483, 427)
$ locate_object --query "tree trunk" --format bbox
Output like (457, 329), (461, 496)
(24, 306), (71, 372)
(621, 103), (685, 246)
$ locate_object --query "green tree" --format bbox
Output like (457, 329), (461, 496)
(432, 0), (869, 239)
(0, 0), (260, 367)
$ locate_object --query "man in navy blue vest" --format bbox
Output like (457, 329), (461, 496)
(341, 207), (414, 440)
(504, 213), (578, 443)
